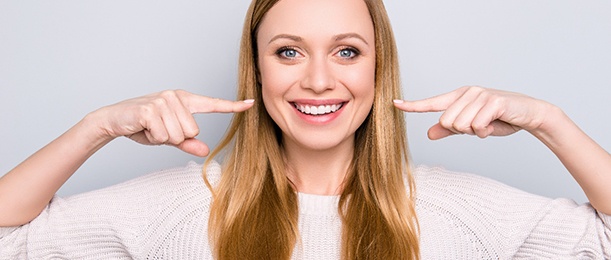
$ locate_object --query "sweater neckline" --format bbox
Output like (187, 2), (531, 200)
(297, 192), (339, 216)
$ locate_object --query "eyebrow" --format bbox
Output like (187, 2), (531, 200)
(267, 33), (369, 46)
(334, 33), (370, 46)
(268, 34), (303, 44)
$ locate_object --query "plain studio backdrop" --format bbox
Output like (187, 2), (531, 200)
(1, 0), (609, 203)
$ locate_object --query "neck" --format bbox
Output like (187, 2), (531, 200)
(282, 138), (354, 196)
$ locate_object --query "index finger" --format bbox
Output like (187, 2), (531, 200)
(393, 87), (468, 113)
(183, 92), (255, 114)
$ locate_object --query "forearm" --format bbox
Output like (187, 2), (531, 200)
(0, 90), (246, 227)
(530, 106), (611, 214)
(0, 113), (112, 227)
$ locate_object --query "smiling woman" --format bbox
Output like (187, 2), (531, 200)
(1, 0), (610, 259)
(204, 0), (417, 259)
(257, 0), (376, 161)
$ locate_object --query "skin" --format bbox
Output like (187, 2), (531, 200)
(0, 0), (609, 228)
(256, 0), (376, 195)
(394, 86), (611, 214)
(0, 90), (254, 226)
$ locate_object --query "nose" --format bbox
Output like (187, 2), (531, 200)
(301, 56), (334, 93)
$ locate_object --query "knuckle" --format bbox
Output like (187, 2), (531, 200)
(471, 122), (487, 131)
(465, 85), (485, 93)
(458, 85), (471, 92)
(454, 123), (471, 133)
(139, 103), (156, 117)
(439, 118), (453, 129)
(489, 95), (505, 107)
(207, 98), (224, 110)
(151, 96), (169, 107)
(173, 89), (191, 101)
(211, 97), (222, 105)
(159, 90), (178, 99)
(151, 132), (169, 144)
(471, 124), (488, 135)
(184, 127), (200, 138)
(168, 135), (185, 145)
(421, 103), (434, 111)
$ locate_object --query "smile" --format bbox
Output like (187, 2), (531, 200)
(292, 102), (345, 116)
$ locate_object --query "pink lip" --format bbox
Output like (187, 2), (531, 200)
(289, 99), (348, 125)
(290, 99), (346, 106)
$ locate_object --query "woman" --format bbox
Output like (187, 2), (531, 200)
(1, 0), (609, 259)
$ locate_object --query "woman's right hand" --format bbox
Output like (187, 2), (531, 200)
(88, 90), (254, 157)
(0, 90), (253, 226)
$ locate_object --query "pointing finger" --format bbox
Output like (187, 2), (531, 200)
(203, 98), (255, 113)
(393, 87), (470, 113)
(182, 92), (255, 114)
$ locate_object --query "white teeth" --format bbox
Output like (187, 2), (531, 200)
(295, 103), (343, 115)
(311, 106), (319, 115)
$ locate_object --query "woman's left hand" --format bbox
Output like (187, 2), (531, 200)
(393, 86), (556, 140)
(395, 86), (611, 214)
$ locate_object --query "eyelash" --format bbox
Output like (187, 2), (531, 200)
(274, 46), (361, 60)
(275, 46), (300, 59)
(337, 47), (360, 59)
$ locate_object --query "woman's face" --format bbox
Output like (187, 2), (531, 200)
(257, 0), (376, 152)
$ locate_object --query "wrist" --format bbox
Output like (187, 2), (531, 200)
(75, 110), (117, 151)
(527, 104), (577, 149)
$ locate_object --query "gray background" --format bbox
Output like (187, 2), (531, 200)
(1, 0), (609, 203)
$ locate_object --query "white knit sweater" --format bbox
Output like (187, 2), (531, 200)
(1, 161), (610, 259)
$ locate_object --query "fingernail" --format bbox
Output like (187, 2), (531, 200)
(393, 99), (404, 104)
(243, 99), (255, 104)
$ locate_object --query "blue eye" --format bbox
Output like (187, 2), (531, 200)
(284, 49), (297, 57)
(277, 48), (298, 58)
(338, 48), (358, 58)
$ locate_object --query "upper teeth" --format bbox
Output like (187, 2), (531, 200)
(296, 103), (343, 115)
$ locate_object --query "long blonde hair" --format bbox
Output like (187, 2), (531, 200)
(203, 0), (419, 259)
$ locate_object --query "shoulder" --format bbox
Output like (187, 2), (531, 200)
(115, 160), (220, 189)
(411, 164), (552, 234)
(412, 165), (611, 259)
(413, 164), (504, 188)
(412, 164), (546, 202)
(102, 160), (218, 192)
(22, 161), (222, 258)
(412, 165), (547, 258)
(62, 160), (222, 210)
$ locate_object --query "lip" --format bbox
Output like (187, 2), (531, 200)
(289, 99), (348, 125)
(290, 99), (347, 106)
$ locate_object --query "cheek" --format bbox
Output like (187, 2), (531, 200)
(261, 82), (282, 122)
(259, 60), (297, 99)
(260, 62), (293, 124)
(341, 61), (376, 102)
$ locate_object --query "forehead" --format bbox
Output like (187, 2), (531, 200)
(257, 0), (374, 42)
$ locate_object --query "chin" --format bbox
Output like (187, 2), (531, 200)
(291, 134), (352, 152)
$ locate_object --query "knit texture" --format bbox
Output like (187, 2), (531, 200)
(1, 161), (610, 259)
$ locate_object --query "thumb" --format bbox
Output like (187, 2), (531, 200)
(427, 123), (457, 140)
(175, 138), (210, 157)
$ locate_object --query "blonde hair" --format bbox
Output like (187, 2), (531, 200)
(203, 0), (419, 259)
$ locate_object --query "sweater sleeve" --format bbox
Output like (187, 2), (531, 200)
(414, 165), (611, 259)
(1, 189), (146, 259)
(0, 161), (215, 260)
